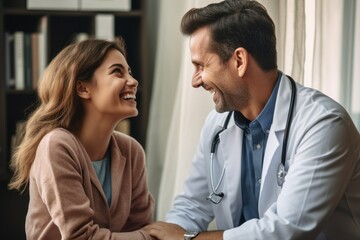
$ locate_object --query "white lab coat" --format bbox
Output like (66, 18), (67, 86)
(166, 74), (360, 240)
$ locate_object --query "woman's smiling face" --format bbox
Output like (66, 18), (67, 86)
(86, 48), (139, 120)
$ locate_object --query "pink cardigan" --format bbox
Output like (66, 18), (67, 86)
(26, 128), (154, 239)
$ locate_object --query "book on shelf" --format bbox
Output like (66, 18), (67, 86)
(80, 0), (131, 11)
(31, 32), (40, 89)
(13, 32), (35, 90)
(38, 16), (48, 82)
(27, 0), (79, 10)
(24, 33), (33, 89)
(3, 17), (47, 91)
(95, 14), (115, 41)
(14, 31), (25, 90)
(4, 32), (15, 89)
(5, 29), (45, 90)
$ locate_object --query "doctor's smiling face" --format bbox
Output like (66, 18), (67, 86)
(190, 26), (249, 113)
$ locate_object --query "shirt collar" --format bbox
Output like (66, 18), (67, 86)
(234, 72), (281, 133)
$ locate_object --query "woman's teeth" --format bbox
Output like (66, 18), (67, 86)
(122, 93), (136, 100)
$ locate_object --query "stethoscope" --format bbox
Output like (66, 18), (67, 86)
(207, 76), (296, 204)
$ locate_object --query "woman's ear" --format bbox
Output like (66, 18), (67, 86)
(234, 47), (248, 77)
(76, 81), (91, 99)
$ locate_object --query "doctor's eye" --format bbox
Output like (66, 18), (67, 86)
(192, 63), (204, 71)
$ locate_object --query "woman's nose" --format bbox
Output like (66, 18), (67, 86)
(128, 75), (138, 87)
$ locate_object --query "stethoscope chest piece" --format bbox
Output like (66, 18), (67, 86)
(277, 163), (287, 187)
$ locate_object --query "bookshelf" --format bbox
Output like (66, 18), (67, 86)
(0, 0), (149, 180)
(0, 0), (149, 238)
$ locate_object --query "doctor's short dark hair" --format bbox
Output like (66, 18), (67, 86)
(181, 0), (277, 71)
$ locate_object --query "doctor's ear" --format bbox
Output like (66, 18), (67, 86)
(233, 47), (248, 77)
(76, 80), (91, 99)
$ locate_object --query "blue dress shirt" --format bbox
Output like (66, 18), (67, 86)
(234, 74), (281, 223)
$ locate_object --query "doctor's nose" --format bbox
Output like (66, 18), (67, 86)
(192, 71), (203, 88)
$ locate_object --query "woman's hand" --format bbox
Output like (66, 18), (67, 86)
(143, 221), (185, 240)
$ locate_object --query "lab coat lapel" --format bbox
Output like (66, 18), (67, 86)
(217, 121), (243, 227)
(258, 128), (281, 215)
(259, 74), (293, 216)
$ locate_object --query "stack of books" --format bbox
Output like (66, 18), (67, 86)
(4, 16), (47, 90)
(27, 0), (131, 11)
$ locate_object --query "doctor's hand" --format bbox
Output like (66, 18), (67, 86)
(142, 221), (185, 240)
(143, 221), (224, 240)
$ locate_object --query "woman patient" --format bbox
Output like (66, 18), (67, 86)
(8, 38), (154, 239)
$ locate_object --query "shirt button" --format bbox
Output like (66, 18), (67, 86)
(256, 144), (261, 149)
(258, 178), (261, 184)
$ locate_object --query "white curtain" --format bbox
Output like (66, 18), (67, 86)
(145, 0), (186, 211)
(352, 1), (360, 117)
(146, 0), (221, 220)
(146, 0), (360, 221)
(251, 0), (360, 127)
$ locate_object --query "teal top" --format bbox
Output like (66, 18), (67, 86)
(92, 150), (112, 206)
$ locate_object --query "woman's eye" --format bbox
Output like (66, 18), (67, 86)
(111, 66), (132, 77)
(112, 68), (122, 75)
(113, 68), (120, 73)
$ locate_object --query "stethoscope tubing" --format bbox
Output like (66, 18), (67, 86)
(208, 111), (233, 203)
(277, 76), (296, 187)
(280, 76), (296, 169)
(210, 152), (225, 194)
(208, 76), (297, 204)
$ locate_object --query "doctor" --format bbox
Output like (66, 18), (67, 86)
(144, 0), (360, 239)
